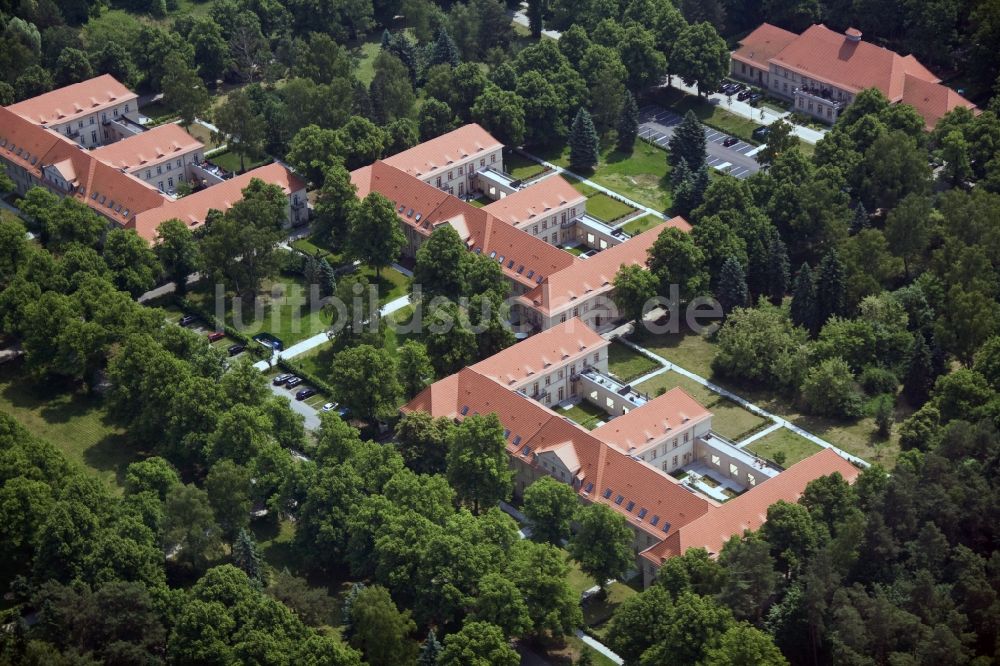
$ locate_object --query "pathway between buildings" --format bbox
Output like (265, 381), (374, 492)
(522, 152), (667, 222)
(617, 337), (870, 467)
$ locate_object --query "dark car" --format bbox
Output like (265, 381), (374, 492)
(207, 331), (225, 343)
(285, 376), (304, 389)
(752, 125), (771, 142)
(722, 136), (739, 147)
(227, 344), (246, 356)
(730, 82), (745, 93)
(179, 315), (197, 327)
(748, 93), (763, 105)
(272, 373), (293, 386)
(737, 89), (752, 101)
(295, 388), (317, 401)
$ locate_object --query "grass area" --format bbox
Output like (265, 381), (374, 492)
(607, 341), (661, 383)
(290, 236), (336, 259)
(504, 151), (547, 180)
(746, 428), (823, 467)
(535, 140), (671, 211)
(635, 371), (770, 442)
(560, 400), (608, 430)
(585, 192), (636, 223)
(352, 39), (382, 85)
(184, 121), (224, 151)
(356, 266), (411, 305)
(467, 195), (492, 208)
(620, 214), (660, 236)
(583, 580), (641, 640)
(637, 328), (719, 378)
(140, 99), (180, 122)
(209, 150), (269, 175)
(656, 88), (765, 143)
(564, 244), (586, 256)
(0, 363), (135, 491)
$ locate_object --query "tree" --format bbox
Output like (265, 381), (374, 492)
(287, 125), (342, 186)
(161, 52), (209, 127)
(800, 357), (863, 419)
(759, 500), (824, 576)
(103, 228), (160, 298)
(716, 256), (748, 316)
(395, 411), (454, 475)
(619, 26), (667, 93)
(423, 301), (479, 376)
(349, 585), (417, 666)
(446, 413), (513, 514)
(789, 262), (817, 334)
(904, 333), (934, 407)
(523, 476), (579, 545)
(155, 219), (200, 295)
(228, 11), (269, 82)
(647, 227), (709, 302)
(232, 528), (263, 584)
(765, 237), (790, 306)
(941, 129), (973, 185)
(606, 585), (672, 664)
(418, 630), (442, 665)
(505, 539), (583, 637)
(670, 21), (729, 95)
(717, 534), (778, 623)
(516, 70), (569, 146)
(213, 88), (264, 172)
(205, 460), (252, 538)
(398, 340), (434, 397)
(313, 163), (358, 249)
(860, 130), (931, 211)
(418, 98), (454, 141)
(569, 503), (633, 596)
(187, 17), (228, 85)
(369, 52), (414, 123)
(612, 264), (658, 328)
(439, 621), (519, 666)
(617, 91), (639, 152)
(54, 48), (93, 86)
(884, 193), (933, 279)
(429, 27), (461, 68)
(347, 192), (405, 278)
(814, 250), (847, 328)
(162, 484), (223, 575)
(471, 86), (525, 146)
(413, 225), (468, 302)
(874, 394), (894, 439)
(669, 110), (706, 174)
(712, 304), (810, 390)
(701, 623), (789, 666)
(527, 0), (543, 37)
(472, 573), (532, 636)
(330, 345), (401, 423)
(569, 107), (600, 172)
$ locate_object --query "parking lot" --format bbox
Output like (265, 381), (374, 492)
(638, 105), (761, 180)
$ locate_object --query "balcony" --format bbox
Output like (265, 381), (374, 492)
(793, 86), (845, 110)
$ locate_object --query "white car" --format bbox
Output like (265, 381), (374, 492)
(321, 402), (336, 412)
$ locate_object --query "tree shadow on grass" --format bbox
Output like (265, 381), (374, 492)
(83, 432), (140, 488)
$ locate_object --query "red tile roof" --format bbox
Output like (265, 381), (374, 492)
(471, 317), (608, 387)
(518, 218), (690, 316)
(91, 123), (203, 171)
(732, 23), (798, 71)
(591, 387), (712, 453)
(130, 163), (306, 242)
(642, 447), (860, 564)
(483, 175), (586, 227)
(8, 74), (137, 126)
(383, 123), (503, 179)
(901, 74), (979, 130)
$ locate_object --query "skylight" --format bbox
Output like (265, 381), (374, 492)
(512, 435), (521, 446)
(460, 405), (469, 416)
(584, 482), (594, 494)
(614, 494), (624, 505)
(626, 501), (635, 512)
(637, 508), (648, 519)
(602, 488), (612, 499)
(650, 515), (660, 526)
(661, 521), (671, 533)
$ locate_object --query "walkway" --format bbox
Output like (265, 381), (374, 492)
(617, 337), (870, 468)
(666, 79), (827, 144)
(575, 630), (624, 665)
(522, 152), (667, 221)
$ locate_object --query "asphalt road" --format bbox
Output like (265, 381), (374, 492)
(267, 380), (321, 430)
(638, 104), (761, 179)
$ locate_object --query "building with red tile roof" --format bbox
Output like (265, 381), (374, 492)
(383, 123), (504, 197)
(732, 23), (975, 128)
(403, 319), (861, 586)
(483, 175), (586, 244)
(8, 74), (139, 148)
(91, 123), (205, 189)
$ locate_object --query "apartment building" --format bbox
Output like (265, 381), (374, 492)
(383, 123), (504, 197)
(7, 75), (140, 148)
(403, 319), (861, 585)
(732, 23), (976, 128)
(91, 124), (205, 193)
(482, 175), (586, 245)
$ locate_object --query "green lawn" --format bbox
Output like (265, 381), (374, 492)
(0, 364), (136, 491)
(561, 400), (608, 430)
(584, 579), (641, 640)
(184, 121), (224, 151)
(607, 342), (661, 383)
(535, 140), (672, 211)
(352, 39), (382, 85)
(564, 244), (586, 256)
(467, 195), (492, 208)
(637, 327), (719, 378)
(635, 371), (770, 442)
(209, 150), (269, 174)
(620, 214), (660, 236)
(356, 266), (412, 305)
(290, 236), (337, 259)
(504, 151), (547, 180)
(585, 192), (636, 222)
(746, 428), (823, 467)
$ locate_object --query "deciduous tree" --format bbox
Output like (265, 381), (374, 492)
(569, 503), (633, 595)
(446, 413), (512, 514)
(523, 476), (579, 545)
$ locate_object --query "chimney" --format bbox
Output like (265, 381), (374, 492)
(845, 27), (862, 42)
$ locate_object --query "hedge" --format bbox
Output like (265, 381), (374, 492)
(276, 356), (337, 398)
(172, 295), (267, 359)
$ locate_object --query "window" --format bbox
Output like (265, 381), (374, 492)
(480, 158), (485, 167)
(626, 501), (635, 512)
(89, 117), (94, 125)
(614, 494), (624, 505)
(533, 225), (538, 234)
(157, 165), (162, 175)
(661, 461), (669, 472)
(145, 170), (151, 179)
(168, 177), (174, 187)
(672, 438), (678, 449)
(593, 352), (600, 363)
(558, 369), (564, 379)
(533, 382), (538, 395)
(448, 170), (453, 180)
(158, 181), (163, 191)
(683, 432), (689, 443)
(90, 131), (97, 143)
(730, 463), (739, 476)
(124, 104), (129, 112)
(491, 154), (496, 163)
(651, 448), (656, 458)
(711, 455), (721, 466)
(542, 220), (547, 229)
(458, 165), (463, 175)
(672, 455), (678, 467)
(747, 473), (756, 486)
(176, 159), (182, 168)
(114, 108), (119, 117)
(78, 121), (84, 128)
(545, 376), (550, 386)
(436, 177), (441, 187)
(542, 235), (547, 243)
(571, 207), (576, 216)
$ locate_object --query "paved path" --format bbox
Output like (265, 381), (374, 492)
(630, 364), (670, 387)
(736, 421), (784, 448)
(618, 338), (870, 468)
(575, 630), (624, 665)
(666, 79), (827, 144)
(520, 152), (667, 220)
(267, 381), (320, 430)
(639, 104), (761, 179)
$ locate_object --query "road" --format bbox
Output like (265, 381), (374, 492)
(267, 380), (321, 430)
(638, 104), (761, 179)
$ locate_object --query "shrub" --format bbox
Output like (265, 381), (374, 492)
(800, 357), (863, 419)
(859, 366), (898, 396)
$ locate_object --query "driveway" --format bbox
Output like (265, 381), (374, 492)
(267, 381), (321, 430)
(638, 104), (761, 180)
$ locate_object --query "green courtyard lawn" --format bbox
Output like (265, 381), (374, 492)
(0, 363), (136, 491)
(636, 327), (719, 378)
(635, 371), (770, 443)
(746, 428), (823, 467)
(504, 150), (548, 180)
(585, 192), (637, 223)
(209, 150), (270, 175)
(467, 195), (492, 208)
(607, 341), (661, 383)
(560, 400), (608, 430)
(620, 214), (660, 236)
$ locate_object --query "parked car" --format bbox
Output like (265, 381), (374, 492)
(748, 93), (763, 105)
(295, 388), (317, 401)
(723, 136), (739, 147)
(207, 331), (225, 343)
(752, 125), (771, 142)
(285, 376), (304, 389)
(179, 315), (197, 327)
(273, 373), (293, 386)
(737, 89), (752, 101)
(227, 344), (246, 356)
(321, 402), (337, 412)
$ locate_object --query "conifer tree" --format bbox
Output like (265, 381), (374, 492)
(430, 27), (460, 68)
(904, 333), (934, 407)
(668, 110), (706, 174)
(341, 582), (367, 638)
(418, 630), (442, 665)
(672, 164), (708, 217)
(850, 201), (870, 234)
(318, 257), (336, 297)
(790, 262), (817, 334)
(232, 528), (263, 585)
(716, 256), (748, 316)
(527, 0), (543, 38)
(617, 92), (639, 152)
(765, 236), (790, 306)
(569, 108), (600, 172)
(815, 250), (847, 327)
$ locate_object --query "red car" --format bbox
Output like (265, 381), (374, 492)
(207, 331), (225, 343)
